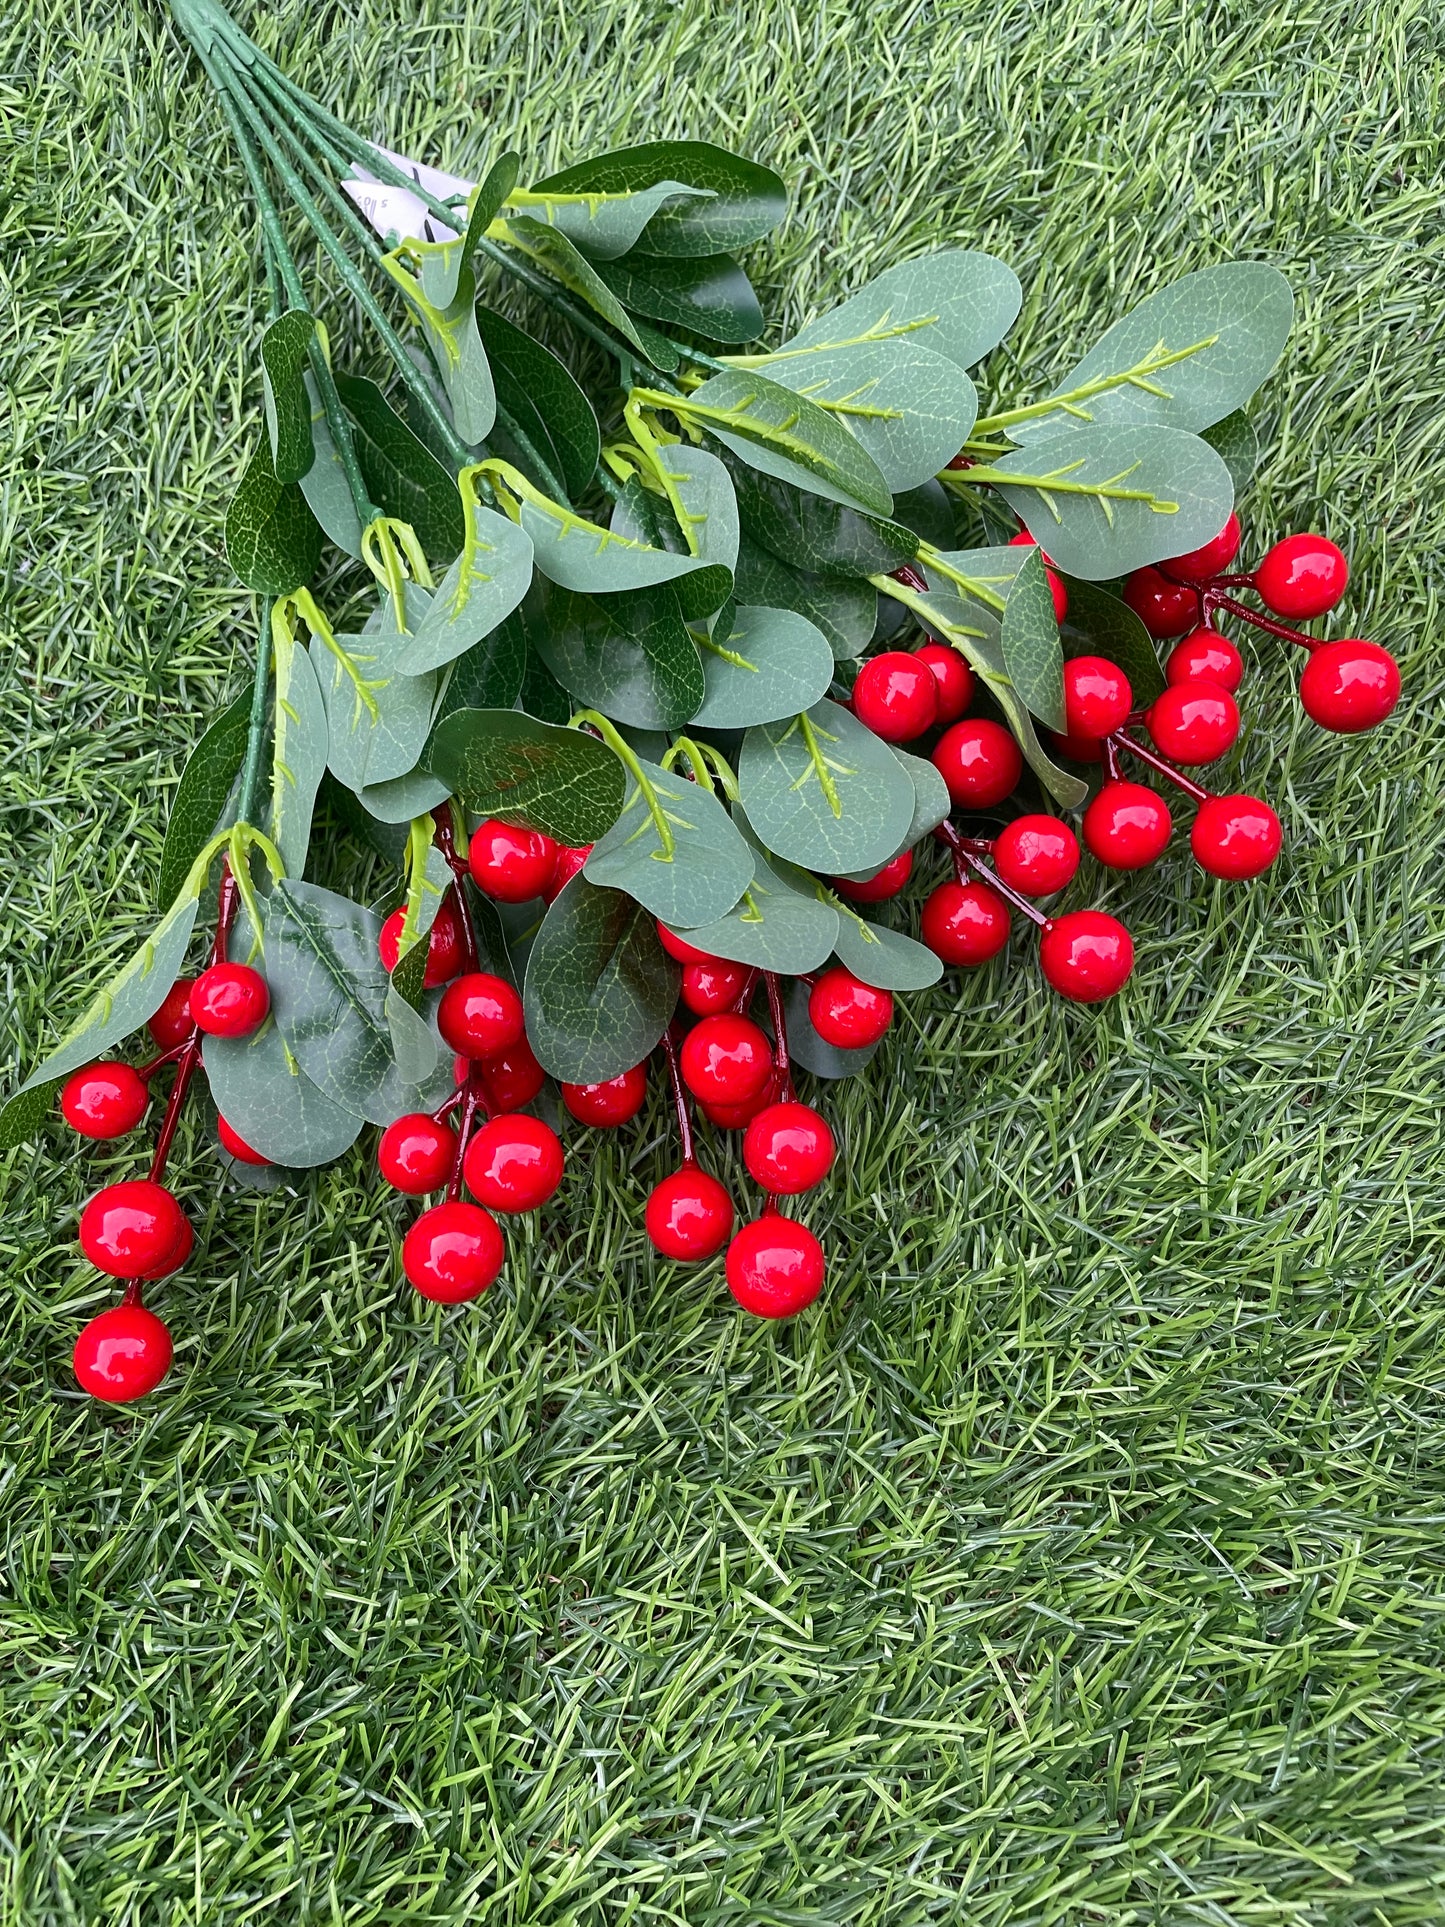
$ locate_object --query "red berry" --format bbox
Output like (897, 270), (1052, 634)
(1166, 626), (1243, 692)
(190, 962), (269, 1038)
(478, 1035), (547, 1113)
(680, 957), (752, 1016)
(920, 880), (1011, 966)
(680, 1014), (774, 1105)
(78, 1180), (190, 1280)
(402, 1200), (504, 1303)
(743, 1102), (836, 1195)
(808, 968), (893, 1049)
(148, 978), (194, 1051)
(1146, 680), (1240, 765)
(1298, 639), (1400, 734)
(59, 1062), (149, 1140)
(726, 1215), (825, 1318)
(1082, 782), (1173, 870)
(645, 1166), (734, 1261)
(463, 1114), (564, 1213)
(916, 642), (974, 723)
(218, 1114), (270, 1166)
(544, 844), (592, 902)
(437, 972), (524, 1059)
(1123, 565), (1197, 639)
(851, 651), (939, 743)
(698, 1087), (774, 1130)
(1062, 655), (1132, 740)
(1039, 911), (1134, 1002)
(932, 718), (1023, 807)
(379, 892), (465, 987)
(1008, 530), (1069, 622)
(561, 1064), (648, 1127)
(468, 819), (558, 902)
(1190, 794), (1282, 880)
(992, 815), (1080, 897)
(1163, 512), (1241, 583)
(378, 1112), (457, 1194)
(656, 922), (717, 965)
(73, 1303), (173, 1403)
(1049, 728), (1105, 766)
(830, 849), (913, 904)
(1255, 534), (1348, 619)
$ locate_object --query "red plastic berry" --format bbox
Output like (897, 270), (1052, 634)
(1190, 794), (1282, 880)
(830, 849), (913, 904)
(645, 1166), (734, 1261)
(60, 1063), (149, 1140)
(190, 962), (269, 1038)
(680, 1015), (774, 1105)
(1298, 639), (1400, 733)
(1050, 729), (1105, 766)
(1163, 512), (1241, 583)
(1039, 911), (1134, 1002)
(561, 1064), (648, 1127)
(916, 642), (974, 723)
(378, 1112), (457, 1194)
(218, 1114), (270, 1166)
(680, 957), (752, 1016)
(992, 815), (1080, 897)
(698, 1087), (774, 1130)
(437, 972), (524, 1059)
(920, 880), (1011, 966)
(463, 1114), (564, 1214)
(726, 1215), (825, 1318)
(932, 718), (1023, 806)
(808, 968), (893, 1049)
(656, 922), (716, 965)
(1146, 680), (1240, 765)
(1123, 565), (1198, 639)
(743, 1102), (836, 1195)
(545, 844), (593, 902)
(148, 978), (194, 1051)
(1082, 782), (1173, 870)
(468, 819), (558, 902)
(73, 1303), (173, 1403)
(1008, 530), (1069, 622)
(379, 893), (464, 987)
(1255, 534), (1348, 619)
(478, 1035), (547, 1113)
(402, 1200), (504, 1303)
(851, 651), (939, 743)
(1166, 626), (1243, 692)
(78, 1180), (190, 1280)
(1062, 655), (1132, 740)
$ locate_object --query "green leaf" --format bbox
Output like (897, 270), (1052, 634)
(740, 699), (916, 873)
(1201, 408), (1259, 497)
(595, 251), (762, 344)
(260, 310), (316, 483)
(312, 637), (438, 793)
(759, 338), (977, 492)
(734, 537), (876, 659)
(889, 746), (952, 847)
(517, 575), (703, 732)
(1060, 578), (1166, 705)
(336, 373), (465, 559)
(425, 708), (625, 844)
(692, 604), (835, 729)
(475, 306), (600, 501)
(718, 444), (916, 585)
(382, 502), (533, 676)
(270, 635), (329, 879)
(158, 682), (253, 909)
(519, 648), (572, 725)
(521, 494), (730, 617)
(676, 369), (893, 516)
(298, 372), (365, 558)
(385, 984), (442, 1088)
(523, 875), (678, 1083)
(225, 433), (324, 594)
(502, 219), (679, 372)
(829, 897), (942, 991)
(779, 249), (1022, 372)
(203, 1018), (363, 1168)
(608, 444), (740, 576)
(664, 829), (838, 975)
(511, 175), (712, 260)
(583, 757), (754, 928)
(412, 284), (494, 445)
(351, 769), (452, 825)
(890, 479), (955, 550)
(417, 151), (520, 307)
(1000, 545), (1066, 733)
(781, 975), (880, 1080)
(529, 141), (786, 258)
(431, 608), (529, 724)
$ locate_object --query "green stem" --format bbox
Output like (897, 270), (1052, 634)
(971, 335), (1219, 437)
(235, 599), (273, 826)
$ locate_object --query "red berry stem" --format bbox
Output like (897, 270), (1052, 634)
(762, 972), (794, 1101)
(934, 822), (1047, 927)
(1203, 590), (1319, 651)
(889, 562), (929, 594)
(1109, 729), (1211, 804)
(430, 1085), (466, 1122)
(445, 1071), (491, 1203)
(433, 809), (480, 973)
(136, 1041), (193, 1080)
(147, 859), (241, 1187)
(660, 1022), (698, 1168)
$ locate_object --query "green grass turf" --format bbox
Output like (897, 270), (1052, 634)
(4, 0), (1445, 1919)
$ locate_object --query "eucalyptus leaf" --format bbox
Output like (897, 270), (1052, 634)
(270, 634), (329, 881)
(517, 575), (704, 731)
(425, 708), (625, 844)
(595, 251), (763, 344)
(260, 310), (316, 483)
(607, 444), (740, 574)
(779, 249), (1023, 372)
(677, 368), (892, 517)
(298, 372), (365, 558)
(721, 444), (917, 580)
(523, 875), (678, 1084)
(829, 898), (942, 991)
(1000, 546), (1066, 733)
(521, 493), (730, 616)
(583, 756), (754, 928)
(739, 699), (916, 873)
(415, 151), (520, 307)
(383, 502), (533, 676)
(692, 604), (835, 729)
(158, 682), (253, 909)
(889, 746), (952, 847)
(431, 610), (529, 724)
(385, 984), (441, 1089)
(1201, 409), (1259, 497)
(663, 841), (838, 975)
(1060, 578), (1167, 705)
(890, 479), (955, 549)
(336, 372), (465, 559)
(734, 537), (876, 658)
(760, 338), (977, 491)
(512, 175), (711, 260)
(311, 638), (438, 792)
(502, 218), (679, 371)
(203, 1019), (364, 1168)
(530, 140), (786, 259)
(475, 306), (599, 501)
(411, 283), (495, 444)
(782, 975), (880, 1081)
(225, 433), (324, 594)
(351, 769), (453, 825)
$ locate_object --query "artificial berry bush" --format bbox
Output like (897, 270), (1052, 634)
(3, 0), (1402, 1401)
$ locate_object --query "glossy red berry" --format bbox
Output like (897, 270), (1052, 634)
(1298, 639), (1400, 733)
(1166, 626), (1243, 692)
(478, 1035), (547, 1113)
(743, 1102), (836, 1195)
(830, 849), (913, 903)
(463, 1114), (564, 1214)
(645, 1166), (734, 1261)
(1039, 911), (1134, 1002)
(656, 922), (716, 965)
(726, 1215), (825, 1318)
(1163, 512), (1241, 583)
(920, 880), (1011, 966)
(1062, 655), (1132, 740)
(1123, 565), (1198, 639)
(992, 815), (1080, 897)
(217, 1114), (270, 1166)
(73, 1303), (173, 1403)
(60, 1062), (149, 1140)
(1049, 728), (1105, 766)
(561, 1064), (648, 1127)
(148, 978), (194, 1051)
(1255, 534), (1347, 619)
(851, 651), (939, 742)
(1008, 530), (1068, 622)
(190, 962), (269, 1038)
(378, 893), (464, 987)
(1190, 794), (1283, 880)
(698, 1087), (774, 1130)
(916, 642), (974, 723)
(468, 819), (558, 902)
(437, 972), (524, 1059)
(78, 1181), (190, 1280)
(808, 968), (893, 1049)
(680, 956), (752, 1016)
(932, 717), (1023, 807)
(402, 1200), (504, 1303)
(378, 1112), (457, 1194)
(1083, 782), (1173, 870)
(545, 844), (593, 902)
(1146, 680), (1240, 765)
(680, 1015), (774, 1105)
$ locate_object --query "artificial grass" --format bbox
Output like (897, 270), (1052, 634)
(3, 0), (1445, 1920)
